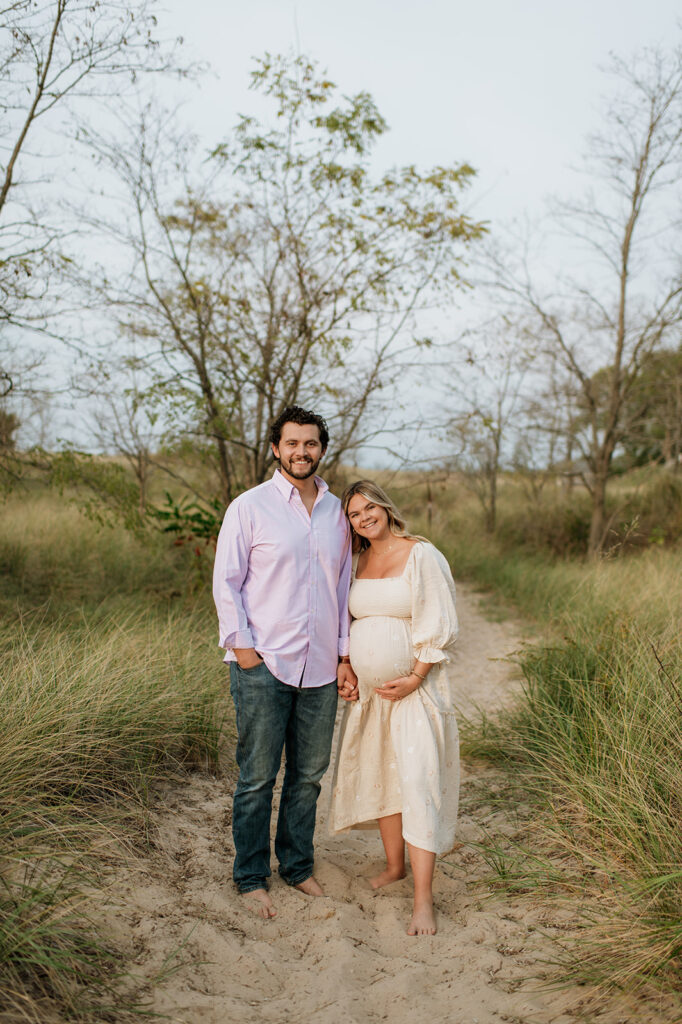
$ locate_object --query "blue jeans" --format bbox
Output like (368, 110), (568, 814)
(229, 661), (337, 894)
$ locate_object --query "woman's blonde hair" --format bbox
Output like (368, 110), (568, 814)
(341, 479), (426, 552)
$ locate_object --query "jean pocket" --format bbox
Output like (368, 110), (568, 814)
(239, 659), (265, 674)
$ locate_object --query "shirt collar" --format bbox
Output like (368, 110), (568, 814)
(272, 468), (328, 502)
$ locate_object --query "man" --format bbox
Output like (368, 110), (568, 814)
(213, 406), (356, 919)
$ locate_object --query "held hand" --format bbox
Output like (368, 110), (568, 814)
(337, 662), (359, 702)
(375, 674), (422, 702)
(233, 647), (264, 670)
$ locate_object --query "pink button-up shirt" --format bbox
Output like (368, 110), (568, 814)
(213, 470), (352, 688)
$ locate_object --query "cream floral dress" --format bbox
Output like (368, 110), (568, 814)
(330, 541), (460, 855)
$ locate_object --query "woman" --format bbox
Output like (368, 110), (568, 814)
(330, 480), (460, 936)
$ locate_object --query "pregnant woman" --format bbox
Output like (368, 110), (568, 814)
(330, 480), (460, 936)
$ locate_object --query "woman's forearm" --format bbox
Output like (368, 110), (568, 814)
(409, 660), (434, 684)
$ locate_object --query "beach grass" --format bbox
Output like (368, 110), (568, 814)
(2, 474), (681, 1012)
(0, 490), (227, 1021)
(421, 483), (682, 997)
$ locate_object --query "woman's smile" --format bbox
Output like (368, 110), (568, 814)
(347, 495), (391, 538)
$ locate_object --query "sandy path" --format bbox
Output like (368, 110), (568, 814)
(100, 587), (670, 1024)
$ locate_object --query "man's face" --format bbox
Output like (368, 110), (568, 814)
(273, 422), (325, 481)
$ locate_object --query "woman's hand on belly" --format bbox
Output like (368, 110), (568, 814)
(375, 674), (422, 702)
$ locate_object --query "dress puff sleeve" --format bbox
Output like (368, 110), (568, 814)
(407, 542), (458, 664)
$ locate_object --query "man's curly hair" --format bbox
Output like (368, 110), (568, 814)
(269, 406), (329, 450)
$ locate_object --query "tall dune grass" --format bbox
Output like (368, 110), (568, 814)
(3, 478), (680, 1009)
(431, 502), (682, 997)
(0, 489), (196, 614)
(0, 492), (227, 1021)
(1, 608), (225, 820)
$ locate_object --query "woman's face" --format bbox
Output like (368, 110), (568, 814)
(346, 493), (391, 544)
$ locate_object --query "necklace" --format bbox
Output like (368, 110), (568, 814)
(370, 541), (396, 557)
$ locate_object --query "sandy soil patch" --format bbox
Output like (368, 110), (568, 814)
(96, 585), (678, 1024)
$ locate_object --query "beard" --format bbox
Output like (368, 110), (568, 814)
(278, 452), (321, 480)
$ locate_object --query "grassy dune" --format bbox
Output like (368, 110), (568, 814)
(2, 476), (681, 1013)
(0, 492), (227, 1022)
(0, 490), (187, 611)
(417, 481), (682, 996)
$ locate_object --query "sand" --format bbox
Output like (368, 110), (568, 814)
(98, 586), (678, 1024)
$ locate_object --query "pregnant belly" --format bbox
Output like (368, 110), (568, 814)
(350, 616), (414, 696)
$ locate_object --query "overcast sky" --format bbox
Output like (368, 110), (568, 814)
(28, 0), (680, 454)
(161, 0), (681, 227)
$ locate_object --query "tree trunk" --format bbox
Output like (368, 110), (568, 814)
(486, 467), (497, 534)
(587, 470), (608, 557)
(137, 451), (150, 516)
(214, 435), (233, 504)
(563, 436), (575, 493)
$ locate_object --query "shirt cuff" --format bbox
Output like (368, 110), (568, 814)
(338, 636), (350, 657)
(222, 629), (255, 649)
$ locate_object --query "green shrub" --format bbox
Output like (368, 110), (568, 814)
(496, 491), (592, 556)
(625, 472), (682, 547)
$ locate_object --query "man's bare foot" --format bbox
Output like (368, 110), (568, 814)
(407, 899), (436, 935)
(369, 865), (406, 890)
(294, 875), (325, 897)
(241, 888), (277, 919)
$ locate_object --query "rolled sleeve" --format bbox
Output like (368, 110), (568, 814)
(223, 627), (255, 649)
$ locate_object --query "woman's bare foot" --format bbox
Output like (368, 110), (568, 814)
(407, 898), (436, 935)
(369, 865), (406, 890)
(294, 875), (325, 897)
(241, 888), (277, 919)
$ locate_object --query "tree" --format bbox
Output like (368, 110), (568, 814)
(619, 346), (682, 469)
(487, 43), (682, 555)
(443, 318), (533, 532)
(0, 0), (183, 396)
(76, 350), (166, 514)
(0, 408), (19, 451)
(77, 54), (486, 503)
(513, 350), (587, 498)
(0, 339), (52, 487)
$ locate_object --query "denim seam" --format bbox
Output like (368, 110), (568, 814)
(237, 881), (269, 895)
(283, 870), (313, 888)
